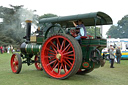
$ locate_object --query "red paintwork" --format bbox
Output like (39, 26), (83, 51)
(41, 35), (75, 78)
(11, 54), (19, 73)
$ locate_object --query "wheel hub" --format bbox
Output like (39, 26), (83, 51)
(13, 62), (15, 65)
(13, 61), (18, 65)
(56, 53), (61, 59)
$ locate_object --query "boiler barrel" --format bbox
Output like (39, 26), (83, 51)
(20, 42), (41, 55)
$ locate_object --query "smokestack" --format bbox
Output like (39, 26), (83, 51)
(25, 20), (32, 42)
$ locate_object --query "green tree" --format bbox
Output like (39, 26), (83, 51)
(86, 26), (101, 37)
(39, 13), (57, 19)
(39, 13), (58, 32)
(106, 15), (128, 38)
(0, 5), (38, 47)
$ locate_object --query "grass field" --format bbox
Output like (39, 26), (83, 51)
(0, 53), (128, 85)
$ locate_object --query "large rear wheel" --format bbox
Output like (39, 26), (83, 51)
(41, 34), (82, 79)
(10, 53), (22, 74)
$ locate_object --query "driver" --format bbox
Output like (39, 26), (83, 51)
(73, 20), (87, 40)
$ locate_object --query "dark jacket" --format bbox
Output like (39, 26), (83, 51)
(116, 49), (122, 57)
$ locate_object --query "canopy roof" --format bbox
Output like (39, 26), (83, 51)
(39, 11), (113, 27)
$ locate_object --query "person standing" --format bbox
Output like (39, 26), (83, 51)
(116, 47), (122, 64)
(10, 45), (13, 53)
(0, 46), (3, 54)
(7, 46), (10, 54)
(108, 45), (115, 68)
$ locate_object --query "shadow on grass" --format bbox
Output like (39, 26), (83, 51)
(17, 68), (96, 81)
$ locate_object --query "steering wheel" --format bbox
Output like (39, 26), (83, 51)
(70, 29), (77, 37)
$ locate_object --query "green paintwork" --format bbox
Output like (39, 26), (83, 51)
(81, 39), (106, 46)
(36, 36), (44, 44)
(80, 39), (107, 69)
(39, 11), (113, 27)
(25, 44), (41, 55)
(44, 25), (65, 39)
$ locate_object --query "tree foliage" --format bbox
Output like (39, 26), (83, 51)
(39, 13), (58, 32)
(39, 13), (57, 19)
(0, 5), (38, 47)
(106, 15), (128, 38)
(86, 26), (101, 37)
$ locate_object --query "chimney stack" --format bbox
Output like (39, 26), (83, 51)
(25, 20), (32, 42)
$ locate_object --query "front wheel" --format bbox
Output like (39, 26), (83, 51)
(10, 53), (22, 74)
(41, 34), (82, 79)
(35, 55), (43, 70)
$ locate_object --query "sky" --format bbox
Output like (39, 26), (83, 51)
(0, 0), (128, 38)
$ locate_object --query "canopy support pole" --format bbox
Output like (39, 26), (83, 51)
(94, 18), (97, 39)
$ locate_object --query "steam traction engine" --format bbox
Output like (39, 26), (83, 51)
(10, 12), (113, 79)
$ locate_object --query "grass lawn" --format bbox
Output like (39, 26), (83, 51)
(0, 53), (128, 85)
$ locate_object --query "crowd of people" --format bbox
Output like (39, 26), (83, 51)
(107, 45), (122, 68)
(0, 45), (16, 54)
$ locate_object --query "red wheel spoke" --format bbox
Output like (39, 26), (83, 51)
(66, 54), (74, 56)
(52, 60), (58, 68)
(44, 56), (55, 58)
(62, 44), (70, 53)
(16, 65), (18, 70)
(50, 41), (57, 49)
(63, 51), (74, 56)
(49, 57), (56, 62)
(58, 63), (63, 75)
(47, 60), (56, 66)
(15, 61), (18, 65)
(56, 38), (61, 47)
(57, 43), (59, 50)
(14, 57), (18, 62)
(48, 52), (56, 56)
(58, 62), (60, 73)
(64, 56), (74, 60)
(60, 40), (65, 51)
(63, 59), (71, 67)
(52, 63), (58, 72)
(51, 45), (57, 53)
(62, 63), (66, 73)
(64, 63), (68, 73)
(66, 45), (72, 52)
(66, 59), (73, 66)
(46, 47), (56, 53)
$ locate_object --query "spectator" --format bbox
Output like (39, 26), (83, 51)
(0, 46), (3, 54)
(7, 46), (10, 53)
(10, 45), (13, 53)
(116, 47), (122, 64)
(108, 45), (115, 68)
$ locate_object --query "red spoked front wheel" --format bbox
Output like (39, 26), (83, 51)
(35, 55), (43, 70)
(10, 53), (22, 74)
(41, 34), (82, 79)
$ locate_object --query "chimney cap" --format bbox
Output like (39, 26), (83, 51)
(25, 20), (32, 23)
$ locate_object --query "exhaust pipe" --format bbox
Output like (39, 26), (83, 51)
(25, 20), (32, 42)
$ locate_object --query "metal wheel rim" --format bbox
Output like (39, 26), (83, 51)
(35, 55), (42, 70)
(11, 54), (19, 73)
(41, 35), (76, 78)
